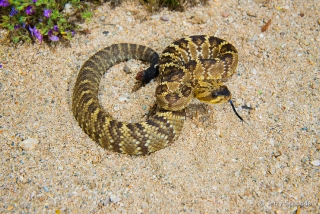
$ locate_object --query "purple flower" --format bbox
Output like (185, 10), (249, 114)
(29, 26), (43, 42)
(32, 0), (37, 2)
(43, 9), (52, 18)
(49, 34), (59, 41)
(48, 29), (59, 41)
(66, 30), (75, 37)
(0, 64), (2, 69)
(25, 5), (35, 15)
(0, 0), (10, 7)
(53, 25), (58, 31)
(10, 7), (18, 16)
(28, 26), (33, 33)
(14, 24), (21, 30)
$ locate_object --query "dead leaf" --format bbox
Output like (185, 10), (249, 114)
(261, 19), (272, 32)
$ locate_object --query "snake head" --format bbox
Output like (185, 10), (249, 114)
(194, 82), (231, 104)
(209, 85), (232, 104)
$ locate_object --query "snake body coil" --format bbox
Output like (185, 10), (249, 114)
(72, 35), (238, 155)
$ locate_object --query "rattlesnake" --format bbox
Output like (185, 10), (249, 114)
(72, 35), (238, 155)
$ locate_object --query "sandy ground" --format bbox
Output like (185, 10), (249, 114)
(0, 0), (319, 213)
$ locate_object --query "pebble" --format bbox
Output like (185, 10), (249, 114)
(123, 65), (131, 73)
(119, 96), (128, 102)
(100, 16), (105, 21)
(268, 138), (275, 146)
(43, 186), (49, 192)
(251, 68), (257, 75)
(102, 31), (109, 36)
(192, 11), (208, 24)
(103, 196), (110, 206)
(221, 11), (230, 18)
(160, 15), (170, 21)
(250, 35), (259, 42)
(110, 194), (121, 203)
(227, 17), (234, 23)
(236, 98), (243, 105)
(63, 3), (76, 16)
(278, 154), (288, 162)
(310, 160), (320, 166)
(274, 162), (282, 169)
(91, 155), (100, 164)
(19, 138), (39, 151)
(273, 150), (282, 158)
(268, 166), (276, 174)
(113, 104), (120, 111)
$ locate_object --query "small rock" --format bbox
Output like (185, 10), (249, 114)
(251, 68), (257, 75)
(160, 15), (170, 21)
(92, 155), (100, 164)
(19, 138), (39, 151)
(123, 65), (131, 73)
(6, 205), (14, 211)
(273, 150), (281, 158)
(208, 10), (215, 17)
(221, 11), (230, 18)
(103, 196), (110, 206)
(246, 10), (257, 17)
(268, 166), (276, 174)
(100, 16), (105, 21)
(43, 186), (49, 192)
(250, 35), (259, 42)
(119, 96), (128, 102)
(102, 31), (109, 36)
(268, 138), (275, 146)
(236, 98), (243, 105)
(113, 104), (120, 111)
(63, 3), (76, 16)
(274, 162), (282, 169)
(110, 194), (121, 203)
(311, 160), (320, 166)
(278, 154), (288, 162)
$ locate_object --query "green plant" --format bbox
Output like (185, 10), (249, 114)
(140, 0), (208, 12)
(0, 0), (94, 43)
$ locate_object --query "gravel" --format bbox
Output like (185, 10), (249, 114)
(0, 0), (319, 213)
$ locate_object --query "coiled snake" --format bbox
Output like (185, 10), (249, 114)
(72, 35), (239, 155)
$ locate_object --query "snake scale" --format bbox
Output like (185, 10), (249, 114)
(72, 35), (238, 155)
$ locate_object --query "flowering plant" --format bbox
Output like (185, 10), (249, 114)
(0, 0), (93, 43)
